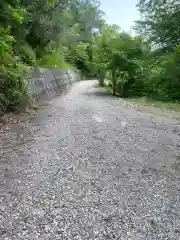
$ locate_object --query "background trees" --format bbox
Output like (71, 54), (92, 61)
(134, 0), (180, 100)
(91, 27), (145, 96)
(1, 0), (180, 112)
(88, 0), (180, 101)
(0, 0), (104, 111)
(136, 0), (180, 50)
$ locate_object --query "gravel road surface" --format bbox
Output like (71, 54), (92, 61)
(1, 80), (180, 239)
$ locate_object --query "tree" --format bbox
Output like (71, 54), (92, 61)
(0, 0), (105, 111)
(135, 0), (180, 50)
(91, 26), (144, 95)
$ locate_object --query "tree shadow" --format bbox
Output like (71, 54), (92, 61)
(84, 87), (115, 98)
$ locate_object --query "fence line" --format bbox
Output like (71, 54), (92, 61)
(26, 68), (80, 101)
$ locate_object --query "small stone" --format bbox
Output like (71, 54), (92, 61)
(45, 225), (50, 232)
(0, 116), (8, 124)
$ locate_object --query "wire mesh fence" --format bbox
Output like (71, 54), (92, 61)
(26, 68), (80, 102)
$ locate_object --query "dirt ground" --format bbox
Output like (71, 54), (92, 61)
(0, 81), (180, 239)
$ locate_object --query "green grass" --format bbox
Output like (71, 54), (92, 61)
(125, 97), (180, 120)
(104, 81), (180, 111)
(103, 82), (180, 119)
(125, 97), (180, 112)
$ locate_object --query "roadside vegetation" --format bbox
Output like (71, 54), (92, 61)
(1, 0), (180, 113)
(82, 0), (180, 109)
(97, 1), (180, 100)
(0, 0), (104, 112)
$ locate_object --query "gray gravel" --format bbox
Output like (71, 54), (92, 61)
(1, 80), (180, 240)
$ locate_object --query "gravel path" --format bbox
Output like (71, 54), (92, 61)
(1, 80), (180, 240)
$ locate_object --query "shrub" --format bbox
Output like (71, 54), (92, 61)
(0, 27), (28, 112)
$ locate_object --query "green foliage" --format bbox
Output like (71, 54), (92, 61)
(0, 0), (105, 111)
(39, 51), (71, 69)
(136, 0), (180, 50)
(1, 0), (179, 112)
(87, 1), (180, 102)
(91, 26), (144, 95)
(17, 42), (36, 64)
(0, 26), (28, 111)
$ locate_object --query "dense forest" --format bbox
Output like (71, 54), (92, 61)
(0, 0), (180, 112)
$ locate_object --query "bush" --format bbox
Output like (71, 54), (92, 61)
(0, 27), (28, 112)
(17, 42), (36, 65)
(39, 51), (71, 69)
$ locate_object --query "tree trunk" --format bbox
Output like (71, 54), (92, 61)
(99, 77), (104, 86)
(120, 73), (125, 96)
(112, 70), (116, 95)
(99, 70), (105, 86)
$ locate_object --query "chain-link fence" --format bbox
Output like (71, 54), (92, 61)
(26, 68), (80, 102)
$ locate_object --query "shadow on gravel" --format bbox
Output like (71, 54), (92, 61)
(84, 88), (115, 98)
